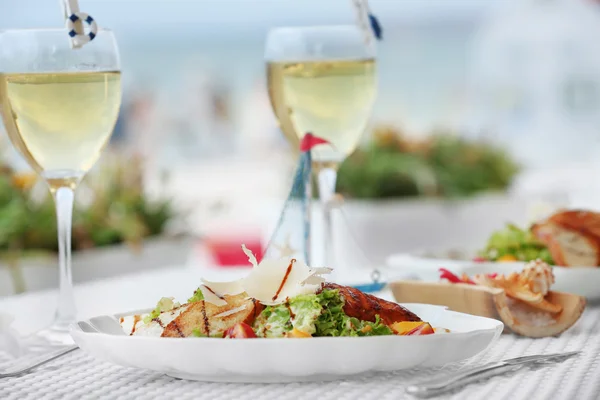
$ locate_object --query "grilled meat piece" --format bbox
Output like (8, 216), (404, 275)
(321, 283), (421, 325)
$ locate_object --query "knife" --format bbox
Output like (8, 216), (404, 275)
(406, 351), (580, 398)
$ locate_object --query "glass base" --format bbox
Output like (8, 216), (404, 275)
(22, 321), (75, 354)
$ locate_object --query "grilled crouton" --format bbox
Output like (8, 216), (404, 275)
(161, 294), (263, 337)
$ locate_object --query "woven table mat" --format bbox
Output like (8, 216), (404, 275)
(1, 308), (598, 400)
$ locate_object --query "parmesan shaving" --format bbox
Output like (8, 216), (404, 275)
(201, 279), (245, 296)
(242, 253), (329, 306)
(130, 245), (333, 313)
(196, 285), (228, 307)
(302, 267), (333, 285)
(241, 244), (258, 267)
(120, 315), (147, 335)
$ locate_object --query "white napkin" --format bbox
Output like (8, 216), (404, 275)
(0, 313), (22, 358)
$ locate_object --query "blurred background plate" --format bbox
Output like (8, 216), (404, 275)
(386, 252), (600, 302)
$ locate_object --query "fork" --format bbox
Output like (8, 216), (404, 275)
(0, 321), (101, 378)
(406, 351), (580, 398)
(0, 345), (79, 378)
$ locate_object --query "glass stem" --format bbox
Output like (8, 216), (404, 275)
(52, 186), (77, 327)
(7, 255), (26, 294)
(317, 167), (338, 270)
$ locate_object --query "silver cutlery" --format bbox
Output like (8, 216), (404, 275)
(406, 351), (580, 398)
(0, 322), (101, 378)
(88, 315), (127, 336)
(0, 345), (79, 378)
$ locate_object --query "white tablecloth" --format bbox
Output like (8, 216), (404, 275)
(0, 265), (599, 400)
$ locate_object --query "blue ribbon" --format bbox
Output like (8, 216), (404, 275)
(303, 150), (312, 264)
(369, 13), (383, 40)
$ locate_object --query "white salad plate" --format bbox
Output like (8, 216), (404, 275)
(387, 253), (600, 301)
(70, 303), (503, 383)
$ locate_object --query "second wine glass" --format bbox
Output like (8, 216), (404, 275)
(265, 25), (377, 272)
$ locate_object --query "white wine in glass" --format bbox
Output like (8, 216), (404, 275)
(0, 71), (121, 187)
(265, 26), (377, 271)
(267, 59), (375, 163)
(266, 62), (301, 151)
(0, 29), (121, 347)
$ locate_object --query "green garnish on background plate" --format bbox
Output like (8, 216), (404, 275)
(479, 223), (554, 264)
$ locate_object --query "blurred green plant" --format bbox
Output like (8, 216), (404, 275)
(0, 154), (176, 258)
(337, 126), (520, 199)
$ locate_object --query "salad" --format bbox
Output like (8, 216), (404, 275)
(254, 288), (394, 338)
(478, 223), (554, 264)
(120, 246), (442, 338)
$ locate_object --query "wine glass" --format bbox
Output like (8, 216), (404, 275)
(265, 25), (377, 271)
(0, 28), (121, 347)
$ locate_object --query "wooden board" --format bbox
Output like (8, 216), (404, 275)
(390, 280), (586, 338)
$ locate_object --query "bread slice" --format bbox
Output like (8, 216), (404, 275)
(161, 293), (263, 337)
(531, 210), (600, 267)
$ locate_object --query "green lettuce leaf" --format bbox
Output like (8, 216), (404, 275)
(313, 288), (348, 336)
(254, 305), (293, 338)
(288, 293), (323, 335)
(346, 315), (394, 336)
(187, 288), (205, 303)
(254, 289), (393, 337)
(192, 328), (224, 338)
(143, 297), (180, 324)
(313, 289), (393, 336)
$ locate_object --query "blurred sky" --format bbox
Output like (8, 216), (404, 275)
(15, 0), (600, 170)
(0, 1), (507, 35)
(0, 0), (511, 136)
(2, 0), (600, 187)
